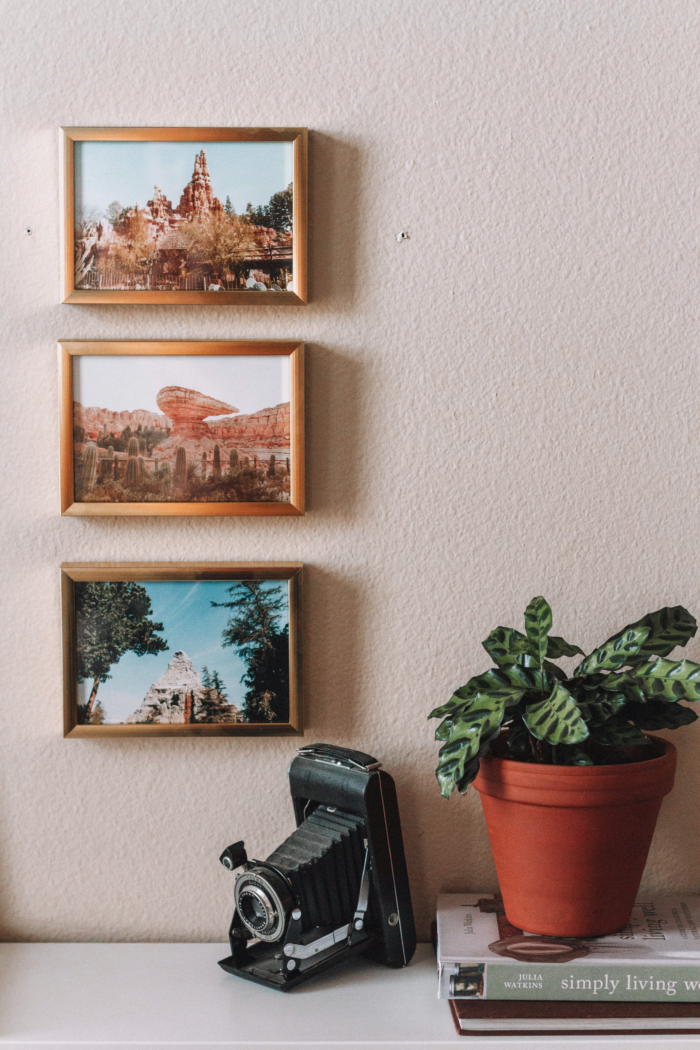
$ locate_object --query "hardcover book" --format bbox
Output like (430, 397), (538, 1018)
(437, 893), (700, 1003)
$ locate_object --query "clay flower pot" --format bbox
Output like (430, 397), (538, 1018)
(472, 738), (677, 937)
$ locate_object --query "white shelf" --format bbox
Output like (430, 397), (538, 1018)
(0, 942), (694, 1048)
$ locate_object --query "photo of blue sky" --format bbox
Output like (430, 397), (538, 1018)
(75, 580), (290, 724)
(74, 140), (294, 220)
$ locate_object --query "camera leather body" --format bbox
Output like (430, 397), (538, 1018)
(218, 743), (417, 990)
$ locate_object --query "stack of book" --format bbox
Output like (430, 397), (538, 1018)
(436, 893), (700, 1036)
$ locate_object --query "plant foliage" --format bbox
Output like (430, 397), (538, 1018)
(430, 599), (699, 797)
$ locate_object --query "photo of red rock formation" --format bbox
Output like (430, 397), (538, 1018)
(75, 144), (293, 292)
(74, 382), (292, 505)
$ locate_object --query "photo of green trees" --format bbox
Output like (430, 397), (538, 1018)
(73, 579), (291, 726)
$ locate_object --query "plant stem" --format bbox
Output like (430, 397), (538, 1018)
(528, 733), (538, 763)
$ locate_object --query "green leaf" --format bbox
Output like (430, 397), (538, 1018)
(428, 684), (473, 720)
(577, 692), (628, 726)
(543, 659), (567, 681)
(434, 717), (453, 741)
(574, 625), (651, 677)
(482, 627), (536, 667)
(436, 695), (510, 797)
(557, 745), (594, 766)
(632, 658), (700, 702)
(524, 596), (552, 666)
(589, 716), (650, 747)
(628, 700), (699, 731)
(444, 696), (509, 750)
(436, 754), (473, 799)
(429, 661), (548, 722)
(522, 681), (589, 746)
(452, 756), (482, 795)
(600, 671), (647, 703)
(467, 664), (550, 695)
(620, 606), (697, 662)
(547, 635), (585, 659)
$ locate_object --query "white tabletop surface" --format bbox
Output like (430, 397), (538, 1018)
(0, 942), (698, 1049)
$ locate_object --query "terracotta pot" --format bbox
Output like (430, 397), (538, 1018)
(472, 739), (676, 937)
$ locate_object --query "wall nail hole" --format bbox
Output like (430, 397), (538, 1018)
(396, 231), (409, 242)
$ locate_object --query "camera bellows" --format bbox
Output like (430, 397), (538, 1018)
(266, 805), (366, 930)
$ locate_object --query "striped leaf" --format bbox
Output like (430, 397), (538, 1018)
(468, 664), (549, 694)
(436, 695), (510, 797)
(573, 625), (651, 677)
(433, 683), (524, 743)
(628, 700), (699, 731)
(482, 626), (533, 667)
(546, 635), (585, 659)
(557, 745), (594, 766)
(434, 717), (454, 741)
(429, 662), (544, 724)
(444, 696), (510, 751)
(454, 756), (484, 794)
(524, 596), (552, 666)
(620, 606), (697, 662)
(436, 752), (476, 799)
(600, 671), (647, 703)
(428, 683), (473, 720)
(589, 716), (650, 748)
(633, 658), (700, 702)
(522, 682), (589, 745)
(576, 692), (627, 727)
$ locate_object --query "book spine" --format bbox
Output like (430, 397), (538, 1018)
(440, 963), (700, 1002)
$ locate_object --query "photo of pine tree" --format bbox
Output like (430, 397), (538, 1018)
(74, 579), (291, 726)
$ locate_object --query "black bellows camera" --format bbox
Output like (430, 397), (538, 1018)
(218, 743), (416, 990)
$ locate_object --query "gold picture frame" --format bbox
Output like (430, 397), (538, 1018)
(61, 126), (307, 304)
(61, 562), (303, 737)
(59, 340), (305, 517)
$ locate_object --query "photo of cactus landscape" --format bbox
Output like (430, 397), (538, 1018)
(74, 139), (294, 291)
(74, 579), (291, 726)
(72, 354), (292, 505)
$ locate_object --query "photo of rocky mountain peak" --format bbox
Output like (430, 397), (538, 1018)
(74, 139), (294, 293)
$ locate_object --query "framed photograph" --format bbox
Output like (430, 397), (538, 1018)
(59, 340), (304, 517)
(61, 563), (302, 737)
(61, 127), (307, 305)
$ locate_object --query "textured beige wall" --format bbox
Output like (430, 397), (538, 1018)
(1, 0), (699, 944)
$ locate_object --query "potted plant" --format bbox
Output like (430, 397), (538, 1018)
(430, 598), (700, 937)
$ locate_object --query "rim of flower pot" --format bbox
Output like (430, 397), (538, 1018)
(473, 736), (676, 807)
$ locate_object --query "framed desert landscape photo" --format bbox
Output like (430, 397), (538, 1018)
(61, 563), (302, 737)
(59, 340), (304, 517)
(61, 127), (307, 304)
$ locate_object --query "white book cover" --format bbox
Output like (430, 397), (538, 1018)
(437, 893), (700, 1002)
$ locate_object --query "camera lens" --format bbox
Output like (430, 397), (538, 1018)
(234, 867), (292, 943)
(242, 893), (267, 925)
(238, 887), (275, 934)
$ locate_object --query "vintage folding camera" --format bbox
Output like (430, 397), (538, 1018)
(218, 743), (416, 990)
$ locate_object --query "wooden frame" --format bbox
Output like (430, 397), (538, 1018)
(59, 340), (305, 517)
(61, 562), (303, 737)
(60, 126), (307, 304)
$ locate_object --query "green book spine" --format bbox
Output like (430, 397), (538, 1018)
(480, 964), (700, 1002)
